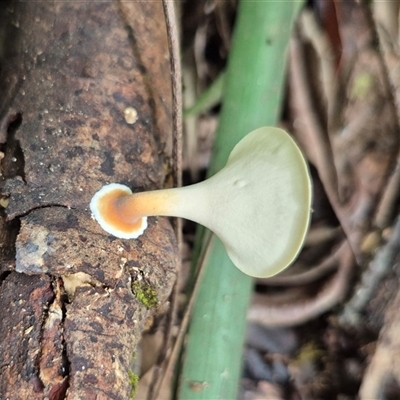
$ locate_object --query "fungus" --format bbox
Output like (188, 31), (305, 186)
(124, 106), (138, 124)
(90, 126), (312, 278)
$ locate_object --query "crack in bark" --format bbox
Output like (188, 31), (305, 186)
(7, 203), (76, 222)
(58, 281), (70, 400)
(37, 278), (70, 400)
(0, 112), (22, 277)
(0, 112), (24, 181)
(35, 280), (56, 393)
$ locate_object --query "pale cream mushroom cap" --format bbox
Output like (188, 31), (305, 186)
(188, 126), (312, 278)
(90, 127), (312, 278)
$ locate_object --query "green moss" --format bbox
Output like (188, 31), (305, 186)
(128, 370), (139, 399)
(131, 280), (158, 309)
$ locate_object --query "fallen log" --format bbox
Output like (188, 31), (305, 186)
(0, 2), (178, 399)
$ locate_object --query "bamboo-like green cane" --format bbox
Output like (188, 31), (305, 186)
(178, 2), (305, 399)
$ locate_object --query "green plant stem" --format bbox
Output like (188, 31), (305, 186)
(178, 1), (304, 400)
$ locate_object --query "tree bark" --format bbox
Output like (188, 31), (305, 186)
(0, 1), (178, 399)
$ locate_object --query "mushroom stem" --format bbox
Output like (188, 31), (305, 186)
(115, 184), (209, 224)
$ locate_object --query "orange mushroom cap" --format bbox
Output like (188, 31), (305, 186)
(90, 183), (148, 239)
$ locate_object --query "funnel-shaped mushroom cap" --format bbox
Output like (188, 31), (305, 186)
(193, 126), (312, 277)
(90, 127), (312, 278)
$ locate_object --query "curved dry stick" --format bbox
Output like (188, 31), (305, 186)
(375, 160), (400, 229)
(299, 10), (336, 116)
(257, 249), (339, 287)
(258, 226), (342, 286)
(247, 241), (353, 327)
(371, 6), (400, 231)
(163, 1), (183, 190)
(290, 33), (339, 206)
(148, 3), (183, 400)
(373, 1), (400, 52)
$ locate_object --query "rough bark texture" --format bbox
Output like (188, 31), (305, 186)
(0, 1), (177, 399)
